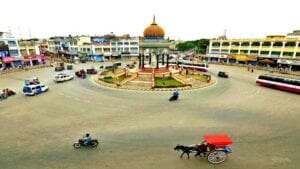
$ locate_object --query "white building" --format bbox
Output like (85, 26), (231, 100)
(0, 31), (21, 57)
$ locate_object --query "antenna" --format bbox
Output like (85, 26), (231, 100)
(28, 28), (32, 39)
(19, 27), (22, 39)
(223, 29), (227, 37)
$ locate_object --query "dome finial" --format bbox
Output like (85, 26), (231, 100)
(152, 15), (157, 25)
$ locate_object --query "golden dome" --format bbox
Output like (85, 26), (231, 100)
(143, 16), (165, 38)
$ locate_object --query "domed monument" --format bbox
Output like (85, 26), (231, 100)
(139, 15), (174, 69)
(143, 15), (165, 40)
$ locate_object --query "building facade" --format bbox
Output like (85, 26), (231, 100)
(207, 30), (300, 71)
(0, 32), (22, 69)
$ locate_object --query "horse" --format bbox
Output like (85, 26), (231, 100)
(174, 144), (198, 159)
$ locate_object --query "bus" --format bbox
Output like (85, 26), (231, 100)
(256, 74), (300, 93)
(169, 60), (209, 72)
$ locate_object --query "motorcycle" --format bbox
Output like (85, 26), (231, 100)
(73, 138), (99, 148)
(0, 94), (8, 100)
(169, 95), (179, 101)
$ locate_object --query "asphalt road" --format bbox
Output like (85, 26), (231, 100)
(0, 63), (299, 169)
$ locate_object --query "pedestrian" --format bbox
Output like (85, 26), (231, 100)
(251, 68), (254, 73)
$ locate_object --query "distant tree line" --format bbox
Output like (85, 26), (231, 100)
(176, 39), (209, 54)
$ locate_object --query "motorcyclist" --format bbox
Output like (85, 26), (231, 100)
(83, 133), (92, 145)
(173, 91), (179, 97)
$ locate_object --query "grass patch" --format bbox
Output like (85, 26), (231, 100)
(190, 74), (208, 80)
(155, 77), (185, 88)
(102, 74), (126, 84)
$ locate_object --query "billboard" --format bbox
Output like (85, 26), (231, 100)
(92, 38), (108, 46)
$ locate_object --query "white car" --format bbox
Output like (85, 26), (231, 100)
(53, 73), (74, 82)
(23, 84), (49, 96)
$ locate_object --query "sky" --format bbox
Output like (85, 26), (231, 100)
(1, 0), (300, 40)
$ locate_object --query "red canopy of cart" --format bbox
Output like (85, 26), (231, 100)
(203, 134), (233, 146)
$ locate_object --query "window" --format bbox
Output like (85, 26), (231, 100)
(118, 42), (123, 45)
(271, 51), (280, 56)
(231, 42), (240, 47)
(111, 42), (116, 45)
(282, 52), (294, 56)
(212, 42), (220, 47)
(250, 50), (259, 54)
(8, 41), (17, 46)
(230, 50), (238, 54)
(285, 42), (296, 47)
(262, 42), (271, 46)
(221, 50), (228, 53)
(222, 42), (230, 46)
(124, 42), (129, 45)
(296, 52), (300, 56)
(87, 48), (90, 52)
(241, 42), (250, 46)
(112, 48), (116, 51)
(130, 47), (138, 51)
(130, 42), (138, 45)
(273, 42), (283, 47)
(251, 42), (260, 46)
(260, 51), (269, 55)
(9, 49), (19, 56)
(240, 50), (248, 54)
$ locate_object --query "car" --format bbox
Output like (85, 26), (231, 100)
(99, 65), (104, 69)
(86, 67), (97, 74)
(55, 66), (65, 71)
(53, 73), (74, 82)
(23, 84), (49, 96)
(218, 71), (229, 78)
(67, 65), (73, 70)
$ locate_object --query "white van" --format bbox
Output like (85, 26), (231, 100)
(53, 73), (74, 82)
(23, 84), (49, 96)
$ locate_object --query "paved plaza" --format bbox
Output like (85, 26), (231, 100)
(0, 63), (299, 169)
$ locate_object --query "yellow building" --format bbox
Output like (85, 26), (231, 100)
(208, 31), (300, 59)
(18, 39), (41, 56)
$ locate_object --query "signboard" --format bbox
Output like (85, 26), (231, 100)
(92, 38), (108, 46)
(0, 51), (9, 58)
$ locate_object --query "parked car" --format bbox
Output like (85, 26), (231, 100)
(67, 65), (73, 70)
(99, 65), (104, 69)
(53, 73), (74, 82)
(55, 66), (64, 71)
(23, 84), (49, 96)
(218, 71), (229, 78)
(86, 67), (97, 74)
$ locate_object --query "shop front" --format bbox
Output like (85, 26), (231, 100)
(24, 55), (46, 66)
(1, 57), (21, 69)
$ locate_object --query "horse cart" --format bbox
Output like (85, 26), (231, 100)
(174, 134), (233, 164)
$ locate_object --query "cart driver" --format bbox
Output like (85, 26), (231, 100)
(195, 141), (209, 157)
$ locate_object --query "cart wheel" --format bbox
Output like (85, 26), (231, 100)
(207, 150), (227, 164)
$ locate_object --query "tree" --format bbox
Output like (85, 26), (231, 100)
(176, 39), (209, 54)
(0, 41), (9, 52)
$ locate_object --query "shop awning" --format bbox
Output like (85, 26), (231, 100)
(236, 55), (257, 62)
(2, 57), (16, 63)
(24, 55), (45, 61)
(227, 55), (236, 59)
(258, 59), (275, 64)
(291, 60), (300, 66)
(277, 59), (293, 65)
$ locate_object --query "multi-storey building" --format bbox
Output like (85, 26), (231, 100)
(0, 31), (22, 69)
(18, 39), (41, 56)
(46, 34), (140, 61)
(207, 30), (300, 71)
